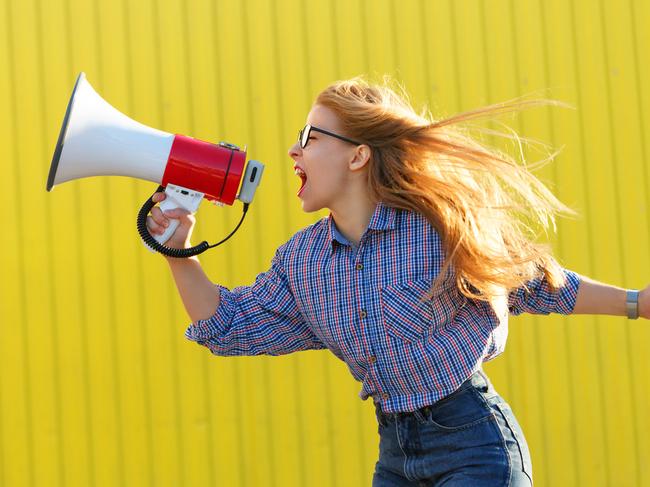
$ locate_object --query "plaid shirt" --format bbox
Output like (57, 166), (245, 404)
(185, 202), (581, 413)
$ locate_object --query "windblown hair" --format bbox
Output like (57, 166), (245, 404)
(315, 76), (577, 304)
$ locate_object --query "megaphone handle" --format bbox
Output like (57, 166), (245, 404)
(138, 187), (209, 258)
(148, 184), (204, 249)
(153, 207), (180, 247)
(137, 185), (249, 258)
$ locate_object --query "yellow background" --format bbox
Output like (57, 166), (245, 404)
(1, 0), (649, 485)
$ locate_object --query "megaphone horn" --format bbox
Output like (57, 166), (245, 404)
(47, 72), (264, 258)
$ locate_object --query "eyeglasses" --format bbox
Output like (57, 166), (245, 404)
(298, 124), (362, 148)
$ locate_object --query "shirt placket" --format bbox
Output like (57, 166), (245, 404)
(352, 235), (385, 400)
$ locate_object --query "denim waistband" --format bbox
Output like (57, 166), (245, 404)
(374, 369), (490, 418)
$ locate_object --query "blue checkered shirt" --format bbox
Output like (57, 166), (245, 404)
(185, 202), (581, 413)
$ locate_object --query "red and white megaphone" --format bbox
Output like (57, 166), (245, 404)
(47, 72), (264, 257)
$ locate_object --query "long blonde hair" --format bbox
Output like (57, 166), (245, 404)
(315, 76), (577, 304)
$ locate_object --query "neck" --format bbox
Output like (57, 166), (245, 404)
(330, 194), (377, 247)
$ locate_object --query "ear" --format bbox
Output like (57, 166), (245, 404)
(349, 145), (371, 171)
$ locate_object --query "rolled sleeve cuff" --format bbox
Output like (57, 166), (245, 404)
(185, 285), (235, 341)
(557, 269), (582, 314)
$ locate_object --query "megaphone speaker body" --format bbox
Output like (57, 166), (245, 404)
(47, 72), (247, 205)
(47, 72), (264, 257)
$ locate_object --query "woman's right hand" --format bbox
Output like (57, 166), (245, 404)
(146, 191), (197, 249)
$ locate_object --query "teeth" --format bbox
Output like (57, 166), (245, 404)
(294, 168), (306, 177)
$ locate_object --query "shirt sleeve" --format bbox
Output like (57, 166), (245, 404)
(184, 245), (327, 356)
(508, 268), (581, 316)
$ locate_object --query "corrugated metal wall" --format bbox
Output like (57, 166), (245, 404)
(1, 0), (649, 485)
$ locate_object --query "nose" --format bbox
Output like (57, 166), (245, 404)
(288, 140), (301, 160)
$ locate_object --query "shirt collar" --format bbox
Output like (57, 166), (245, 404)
(327, 201), (397, 249)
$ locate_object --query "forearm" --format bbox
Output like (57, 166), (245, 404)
(165, 256), (221, 323)
(571, 275), (627, 316)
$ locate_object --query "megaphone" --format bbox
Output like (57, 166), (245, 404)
(47, 72), (264, 258)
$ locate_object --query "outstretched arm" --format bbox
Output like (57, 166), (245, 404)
(572, 275), (649, 319)
(507, 269), (646, 319)
(147, 191), (220, 322)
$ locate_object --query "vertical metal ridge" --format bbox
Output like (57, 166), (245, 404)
(626, 0), (650, 479)
(388, 0), (399, 74)
(329, 1), (341, 77)
(536, 0), (581, 484)
(299, 0), (313, 108)
(628, 0), (650, 260)
(418, 0), (433, 103)
(33, 0), (66, 483)
(121, 0), (156, 483)
(596, 0), (642, 484)
(448, 0), (462, 112)
(91, 0), (127, 482)
(242, 2), (271, 484)
(240, 0), (277, 484)
(360, 0), (370, 75)
(567, 0), (611, 483)
(626, 11), (650, 472)
(3, 1), (34, 485)
(59, 0), (97, 483)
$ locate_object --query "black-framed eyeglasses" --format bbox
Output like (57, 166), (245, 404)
(298, 124), (362, 148)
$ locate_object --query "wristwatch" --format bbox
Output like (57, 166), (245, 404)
(626, 290), (639, 320)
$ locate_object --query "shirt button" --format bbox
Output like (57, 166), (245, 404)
(369, 355), (377, 364)
(360, 309), (367, 319)
(381, 393), (389, 400)
(355, 263), (364, 270)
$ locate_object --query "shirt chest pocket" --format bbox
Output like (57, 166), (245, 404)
(380, 278), (467, 343)
(380, 278), (436, 343)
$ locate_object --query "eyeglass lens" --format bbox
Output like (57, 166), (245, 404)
(299, 125), (311, 148)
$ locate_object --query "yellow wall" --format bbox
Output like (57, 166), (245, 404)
(1, 0), (649, 485)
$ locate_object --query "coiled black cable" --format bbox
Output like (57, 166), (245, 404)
(137, 185), (249, 258)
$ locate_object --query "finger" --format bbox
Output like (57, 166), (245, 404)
(162, 210), (195, 239)
(163, 208), (191, 219)
(152, 192), (166, 203)
(146, 216), (166, 235)
(151, 206), (169, 227)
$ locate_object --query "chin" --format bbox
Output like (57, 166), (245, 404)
(300, 201), (323, 213)
(299, 196), (327, 213)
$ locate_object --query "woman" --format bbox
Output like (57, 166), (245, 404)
(147, 77), (648, 486)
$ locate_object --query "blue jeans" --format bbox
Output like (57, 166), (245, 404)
(373, 370), (533, 486)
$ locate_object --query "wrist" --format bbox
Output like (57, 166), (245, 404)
(626, 289), (639, 319)
(165, 252), (199, 264)
(161, 238), (191, 254)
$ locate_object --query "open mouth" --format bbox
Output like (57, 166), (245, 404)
(295, 167), (307, 196)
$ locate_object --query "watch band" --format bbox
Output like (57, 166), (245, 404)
(626, 290), (639, 319)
